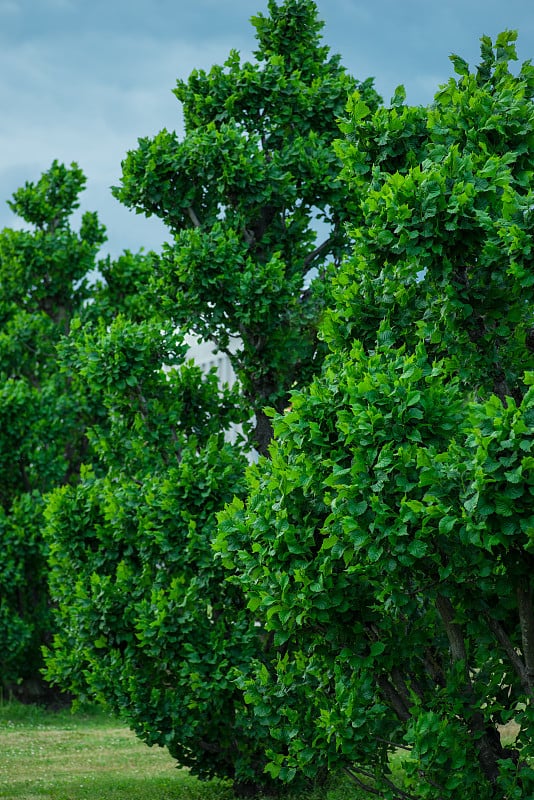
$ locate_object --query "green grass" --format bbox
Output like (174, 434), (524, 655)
(0, 700), (229, 800)
(0, 702), (364, 800)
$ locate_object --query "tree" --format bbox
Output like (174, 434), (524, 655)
(0, 161), (107, 694)
(217, 33), (534, 798)
(114, 0), (379, 454)
(44, 318), (262, 789)
(43, 0), (380, 793)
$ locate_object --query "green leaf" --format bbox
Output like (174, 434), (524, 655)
(439, 516), (456, 534)
(370, 641), (386, 657)
(449, 54), (470, 76)
(464, 493), (479, 513)
(408, 539), (428, 558)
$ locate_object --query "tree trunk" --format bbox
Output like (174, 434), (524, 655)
(253, 409), (274, 457)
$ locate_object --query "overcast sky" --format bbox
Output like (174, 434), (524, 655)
(1, 0), (532, 257)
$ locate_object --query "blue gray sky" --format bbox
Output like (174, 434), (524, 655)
(1, 0), (533, 256)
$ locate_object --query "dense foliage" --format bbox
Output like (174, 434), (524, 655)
(113, 0), (379, 454)
(4, 4), (533, 798)
(42, 1), (378, 794)
(44, 320), (260, 788)
(0, 162), (106, 691)
(217, 32), (534, 798)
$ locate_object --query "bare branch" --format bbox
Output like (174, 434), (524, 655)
(516, 575), (534, 694)
(376, 674), (411, 722)
(392, 667), (415, 708)
(302, 236), (333, 272)
(187, 206), (201, 228)
(422, 648), (446, 688)
(135, 386), (149, 420)
(375, 737), (413, 752)
(436, 597), (505, 782)
(343, 766), (420, 800)
(484, 613), (531, 694)
(436, 594), (468, 668)
(342, 767), (382, 797)
(170, 426), (183, 465)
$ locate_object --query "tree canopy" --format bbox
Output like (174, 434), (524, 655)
(113, 0), (379, 454)
(217, 31), (534, 799)
(42, 0), (378, 794)
(0, 161), (106, 692)
(2, 4), (533, 799)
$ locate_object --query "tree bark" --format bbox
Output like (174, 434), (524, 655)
(516, 574), (534, 694)
(436, 594), (505, 787)
(484, 612), (532, 695)
(253, 409), (274, 458)
(375, 674), (411, 722)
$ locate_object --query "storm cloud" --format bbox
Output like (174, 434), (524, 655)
(1, 0), (532, 256)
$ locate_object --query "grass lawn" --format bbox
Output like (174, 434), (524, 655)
(0, 701), (234, 800)
(0, 701), (363, 800)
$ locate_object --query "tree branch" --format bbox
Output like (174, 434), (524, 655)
(343, 767), (382, 796)
(484, 612), (531, 695)
(302, 236), (333, 273)
(422, 647), (446, 688)
(375, 674), (411, 721)
(344, 766), (419, 800)
(135, 386), (150, 421)
(187, 206), (201, 228)
(436, 596), (504, 784)
(18, 459), (32, 493)
(170, 426), (183, 464)
(516, 574), (534, 694)
(391, 667), (415, 708)
(243, 227), (255, 244)
(375, 737), (413, 752)
(435, 594), (468, 667)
